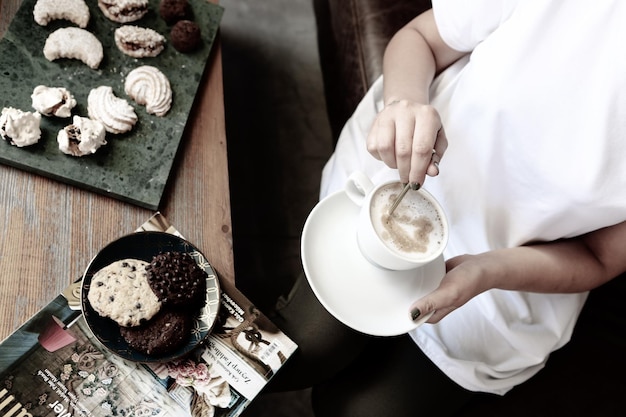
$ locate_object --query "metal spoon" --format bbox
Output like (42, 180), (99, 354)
(388, 182), (420, 216)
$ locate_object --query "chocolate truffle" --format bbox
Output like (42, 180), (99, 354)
(170, 20), (202, 53)
(159, 0), (192, 25)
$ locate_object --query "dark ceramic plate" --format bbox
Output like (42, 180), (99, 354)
(80, 231), (221, 363)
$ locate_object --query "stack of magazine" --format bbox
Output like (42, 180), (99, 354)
(0, 214), (298, 417)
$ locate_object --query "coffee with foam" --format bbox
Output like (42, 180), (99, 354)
(370, 183), (445, 260)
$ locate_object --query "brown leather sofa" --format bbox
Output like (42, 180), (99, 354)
(312, 1), (626, 415)
(313, 0), (431, 142)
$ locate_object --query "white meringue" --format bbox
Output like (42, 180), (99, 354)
(31, 85), (77, 118)
(58, 115), (107, 157)
(0, 107), (42, 147)
(87, 86), (138, 134)
(125, 65), (173, 117)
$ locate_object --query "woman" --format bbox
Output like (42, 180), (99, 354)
(267, 1), (626, 415)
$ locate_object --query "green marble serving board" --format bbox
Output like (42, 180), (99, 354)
(0, 0), (223, 209)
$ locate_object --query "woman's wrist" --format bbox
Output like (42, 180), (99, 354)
(383, 96), (429, 108)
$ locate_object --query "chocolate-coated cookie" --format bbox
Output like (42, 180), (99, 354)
(120, 308), (192, 355)
(145, 251), (207, 308)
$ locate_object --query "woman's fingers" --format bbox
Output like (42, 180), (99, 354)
(410, 254), (487, 324)
(407, 106), (446, 184)
(368, 100), (447, 184)
(367, 116), (397, 168)
(426, 126), (447, 177)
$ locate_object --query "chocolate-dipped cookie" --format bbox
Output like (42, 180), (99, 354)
(145, 251), (207, 308)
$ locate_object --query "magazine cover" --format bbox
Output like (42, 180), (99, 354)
(0, 213), (298, 417)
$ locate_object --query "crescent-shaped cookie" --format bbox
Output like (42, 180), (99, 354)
(125, 65), (172, 117)
(33, 0), (90, 28)
(43, 27), (103, 69)
(88, 86), (138, 134)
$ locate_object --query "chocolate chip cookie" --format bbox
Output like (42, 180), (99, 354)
(145, 251), (207, 308)
(87, 258), (161, 327)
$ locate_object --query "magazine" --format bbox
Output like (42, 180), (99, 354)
(0, 213), (298, 417)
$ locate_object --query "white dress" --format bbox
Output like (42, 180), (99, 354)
(319, 0), (626, 394)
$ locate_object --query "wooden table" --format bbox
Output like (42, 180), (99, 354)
(0, 0), (234, 341)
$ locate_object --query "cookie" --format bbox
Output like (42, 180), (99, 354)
(0, 107), (42, 147)
(87, 86), (138, 134)
(33, 0), (90, 28)
(31, 85), (77, 118)
(124, 65), (172, 116)
(87, 259), (162, 327)
(98, 0), (149, 23)
(114, 25), (166, 58)
(120, 307), (192, 355)
(57, 115), (107, 157)
(43, 27), (103, 69)
(145, 251), (207, 308)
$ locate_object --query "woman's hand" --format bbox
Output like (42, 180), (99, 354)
(409, 221), (626, 323)
(409, 253), (491, 323)
(367, 8), (462, 186)
(366, 99), (448, 186)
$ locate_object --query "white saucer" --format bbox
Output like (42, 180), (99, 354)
(301, 190), (446, 336)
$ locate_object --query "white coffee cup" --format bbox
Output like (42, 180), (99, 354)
(345, 171), (448, 271)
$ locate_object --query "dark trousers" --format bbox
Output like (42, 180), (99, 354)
(265, 274), (475, 417)
(264, 272), (626, 417)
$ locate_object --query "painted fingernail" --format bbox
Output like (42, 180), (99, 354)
(410, 182), (421, 191)
(410, 308), (421, 321)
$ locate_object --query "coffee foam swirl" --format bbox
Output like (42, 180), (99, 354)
(370, 183), (444, 260)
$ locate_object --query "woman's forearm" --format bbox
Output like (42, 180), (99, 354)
(416, 221), (626, 323)
(368, 10), (465, 185)
(382, 10), (466, 106)
(382, 23), (436, 105)
(457, 221), (626, 295)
